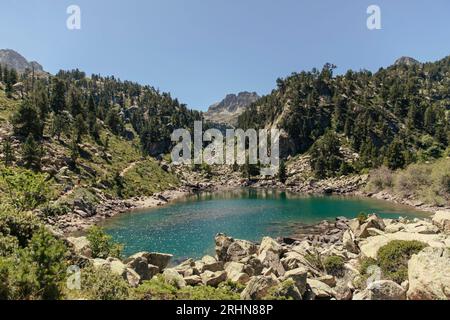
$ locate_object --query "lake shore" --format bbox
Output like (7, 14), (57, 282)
(53, 171), (449, 235)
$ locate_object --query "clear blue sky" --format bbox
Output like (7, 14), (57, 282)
(1, 0), (449, 110)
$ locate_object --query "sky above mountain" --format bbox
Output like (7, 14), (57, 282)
(1, 0), (450, 110)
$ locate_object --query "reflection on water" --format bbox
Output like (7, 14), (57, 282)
(103, 189), (428, 260)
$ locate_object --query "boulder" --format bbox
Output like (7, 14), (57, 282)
(163, 268), (186, 288)
(258, 237), (283, 255)
(225, 262), (250, 284)
(280, 251), (322, 277)
(282, 267), (308, 295)
(366, 280), (407, 300)
(258, 249), (285, 277)
(200, 255), (224, 272)
(126, 256), (159, 281)
(354, 214), (386, 239)
(215, 234), (258, 262)
(241, 275), (280, 300)
(201, 270), (227, 287)
(125, 268), (141, 288)
(67, 236), (92, 258)
(342, 230), (359, 254)
(109, 259), (128, 278)
(407, 247), (450, 300)
(404, 221), (440, 235)
(359, 232), (446, 259)
(306, 279), (336, 300)
(227, 240), (258, 262)
(316, 275), (337, 287)
(148, 252), (173, 271)
(432, 211), (450, 234)
(184, 275), (203, 286)
(240, 256), (264, 276)
(215, 234), (234, 261)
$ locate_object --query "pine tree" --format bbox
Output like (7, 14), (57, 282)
(21, 134), (43, 170)
(73, 114), (87, 143)
(50, 79), (66, 113)
(11, 100), (43, 139)
(67, 86), (84, 117)
(2, 138), (15, 167)
(69, 135), (79, 169)
(383, 138), (406, 170)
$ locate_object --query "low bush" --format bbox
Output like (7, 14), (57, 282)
(367, 159), (450, 206)
(178, 285), (241, 300)
(377, 240), (427, 284)
(79, 266), (130, 300)
(0, 167), (51, 211)
(86, 226), (123, 259)
(358, 257), (377, 276)
(0, 206), (41, 247)
(133, 276), (242, 300)
(264, 279), (300, 300)
(357, 212), (368, 224)
(323, 255), (345, 277)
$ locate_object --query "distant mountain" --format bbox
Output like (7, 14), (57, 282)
(205, 91), (260, 126)
(0, 49), (44, 73)
(394, 56), (420, 67)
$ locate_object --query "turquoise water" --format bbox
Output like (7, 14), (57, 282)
(102, 189), (428, 260)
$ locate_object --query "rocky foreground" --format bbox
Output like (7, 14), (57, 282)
(67, 210), (450, 300)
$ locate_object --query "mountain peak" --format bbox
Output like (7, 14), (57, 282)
(0, 49), (44, 73)
(394, 56), (420, 67)
(205, 91), (260, 126)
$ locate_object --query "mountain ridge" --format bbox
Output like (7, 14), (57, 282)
(204, 91), (260, 126)
(0, 49), (44, 73)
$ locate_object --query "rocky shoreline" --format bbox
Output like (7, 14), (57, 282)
(67, 211), (450, 300)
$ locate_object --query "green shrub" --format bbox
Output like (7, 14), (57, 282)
(304, 251), (324, 271)
(377, 240), (427, 284)
(218, 280), (245, 294)
(264, 279), (301, 300)
(132, 275), (177, 300)
(86, 226), (123, 259)
(178, 285), (240, 300)
(133, 277), (242, 301)
(357, 212), (368, 224)
(0, 235), (19, 257)
(80, 266), (130, 300)
(0, 257), (11, 299)
(0, 206), (41, 247)
(18, 228), (67, 300)
(358, 257), (377, 276)
(324, 255), (345, 277)
(0, 167), (51, 211)
(0, 228), (68, 300)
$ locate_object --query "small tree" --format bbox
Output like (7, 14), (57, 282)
(278, 160), (287, 183)
(73, 114), (87, 143)
(21, 134), (43, 171)
(86, 226), (123, 259)
(2, 138), (14, 167)
(11, 100), (43, 140)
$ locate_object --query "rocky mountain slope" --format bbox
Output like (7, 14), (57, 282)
(0, 49), (44, 73)
(238, 57), (450, 175)
(204, 91), (260, 126)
